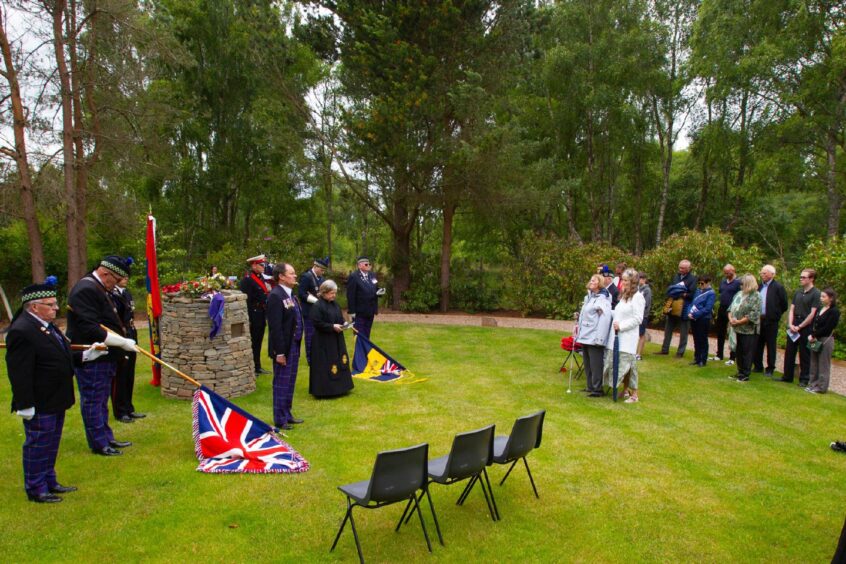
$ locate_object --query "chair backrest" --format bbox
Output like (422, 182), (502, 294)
(367, 443), (429, 503)
(502, 410), (545, 460)
(443, 425), (495, 481)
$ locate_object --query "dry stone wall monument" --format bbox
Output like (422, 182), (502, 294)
(160, 290), (255, 399)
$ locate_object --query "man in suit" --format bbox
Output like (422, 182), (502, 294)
(240, 254), (271, 375)
(298, 256), (329, 365)
(111, 272), (145, 423)
(67, 255), (138, 456)
(754, 264), (789, 376)
(266, 263), (304, 430)
(346, 256), (384, 339)
(5, 278), (107, 502)
(599, 265), (619, 309)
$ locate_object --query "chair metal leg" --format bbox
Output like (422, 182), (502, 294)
(397, 496), (416, 530)
(424, 486), (444, 546)
(457, 474), (478, 505)
(499, 459), (519, 486)
(330, 499), (352, 551)
(523, 457), (539, 498)
(348, 505), (365, 564)
(477, 471), (496, 522)
(482, 468), (500, 521)
(412, 492), (433, 553)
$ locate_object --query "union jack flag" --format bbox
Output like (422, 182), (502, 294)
(192, 386), (310, 474)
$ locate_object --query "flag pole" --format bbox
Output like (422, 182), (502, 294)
(0, 343), (107, 351)
(100, 324), (201, 387)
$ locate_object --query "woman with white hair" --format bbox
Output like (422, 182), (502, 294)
(308, 280), (354, 398)
(603, 269), (645, 403)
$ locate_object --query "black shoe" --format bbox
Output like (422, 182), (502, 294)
(675, 353), (685, 358)
(587, 391), (604, 397)
(276, 422), (293, 430)
(27, 492), (62, 503)
(831, 441), (846, 453)
(777, 378), (793, 383)
(799, 381), (809, 387)
(256, 367), (270, 375)
(697, 362), (706, 368)
(736, 376), (750, 382)
(49, 484), (77, 494)
(688, 361), (699, 366)
(764, 370), (774, 377)
(117, 415), (134, 424)
(92, 446), (122, 456)
(129, 412), (146, 419)
(109, 440), (132, 448)
(653, 351), (669, 355)
(287, 415), (304, 424)
(752, 367), (763, 373)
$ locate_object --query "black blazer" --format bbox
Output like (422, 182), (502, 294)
(66, 274), (126, 362)
(761, 279), (788, 322)
(346, 270), (379, 316)
(5, 313), (75, 414)
(240, 273), (269, 311)
(297, 269), (324, 318)
(812, 306), (840, 339)
(266, 286), (302, 358)
(113, 287), (138, 341)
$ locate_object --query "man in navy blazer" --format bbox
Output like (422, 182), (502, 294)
(266, 263), (304, 429)
(5, 279), (106, 502)
(346, 256), (384, 339)
(754, 264), (788, 376)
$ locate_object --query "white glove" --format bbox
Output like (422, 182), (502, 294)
(376, 288), (386, 296)
(350, 313), (356, 321)
(82, 343), (108, 362)
(307, 294), (318, 304)
(103, 332), (137, 352)
(16, 407), (35, 420)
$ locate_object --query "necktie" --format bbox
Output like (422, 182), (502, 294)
(49, 324), (67, 350)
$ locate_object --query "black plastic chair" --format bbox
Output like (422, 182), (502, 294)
(330, 443), (433, 563)
(399, 425), (498, 545)
(489, 410), (545, 502)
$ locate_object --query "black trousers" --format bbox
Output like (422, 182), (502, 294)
(581, 345), (605, 393)
(691, 317), (711, 365)
(754, 318), (779, 372)
(714, 305), (734, 360)
(783, 325), (812, 383)
(112, 352), (137, 418)
(248, 308), (266, 370)
(736, 333), (758, 378)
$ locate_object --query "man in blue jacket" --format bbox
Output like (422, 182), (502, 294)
(346, 256), (384, 339)
(688, 275), (716, 367)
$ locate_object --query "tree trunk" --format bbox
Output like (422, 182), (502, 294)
(439, 202), (455, 312)
(0, 11), (46, 282)
(389, 198), (413, 309)
(825, 128), (841, 239)
(68, 0), (88, 273)
(51, 0), (83, 286)
(653, 94), (673, 246)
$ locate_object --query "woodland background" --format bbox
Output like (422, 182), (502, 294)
(0, 0), (844, 325)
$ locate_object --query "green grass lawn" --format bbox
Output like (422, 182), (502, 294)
(1, 323), (845, 562)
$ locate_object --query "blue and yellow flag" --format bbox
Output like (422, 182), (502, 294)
(351, 333), (415, 383)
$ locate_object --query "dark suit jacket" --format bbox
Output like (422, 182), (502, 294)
(266, 286), (302, 358)
(761, 279), (788, 322)
(113, 287), (138, 340)
(298, 269), (324, 318)
(240, 273), (269, 311)
(5, 313), (75, 414)
(66, 274), (126, 362)
(347, 270), (379, 316)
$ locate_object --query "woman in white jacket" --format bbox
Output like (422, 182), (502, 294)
(603, 269), (645, 403)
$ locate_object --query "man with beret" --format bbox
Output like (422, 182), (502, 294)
(266, 263), (304, 429)
(67, 256), (138, 456)
(111, 272), (145, 423)
(6, 278), (107, 501)
(599, 265), (619, 309)
(298, 256), (329, 365)
(346, 256), (384, 340)
(240, 254), (271, 375)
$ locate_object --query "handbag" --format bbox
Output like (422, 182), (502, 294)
(807, 338), (824, 352)
(662, 297), (673, 315)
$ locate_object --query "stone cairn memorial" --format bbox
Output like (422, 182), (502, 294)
(160, 290), (255, 399)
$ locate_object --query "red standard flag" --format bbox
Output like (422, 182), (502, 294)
(146, 214), (163, 386)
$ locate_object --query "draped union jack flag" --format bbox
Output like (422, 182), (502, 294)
(192, 386), (309, 474)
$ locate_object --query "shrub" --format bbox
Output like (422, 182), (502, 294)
(801, 237), (846, 358)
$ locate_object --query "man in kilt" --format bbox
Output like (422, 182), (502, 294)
(297, 256), (329, 364)
(267, 263), (304, 429)
(5, 278), (107, 502)
(67, 256), (138, 456)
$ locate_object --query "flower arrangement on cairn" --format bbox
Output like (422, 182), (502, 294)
(162, 276), (225, 298)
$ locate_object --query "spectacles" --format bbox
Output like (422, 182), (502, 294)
(33, 301), (59, 309)
(799, 275), (809, 279)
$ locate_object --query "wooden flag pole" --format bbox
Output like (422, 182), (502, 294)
(0, 284), (12, 321)
(0, 343), (107, 351)
(100, 324), (201, 388)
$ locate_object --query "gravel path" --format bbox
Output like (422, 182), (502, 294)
(377, 311), (846, 396)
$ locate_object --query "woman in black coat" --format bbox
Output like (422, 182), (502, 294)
(309, 280), (354, 398)
(806, 287), (840, 394)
